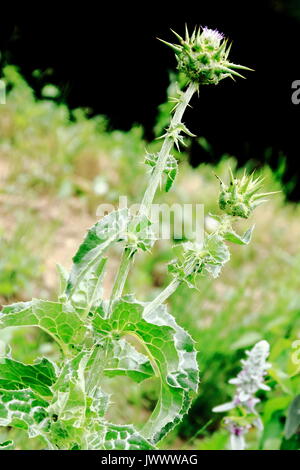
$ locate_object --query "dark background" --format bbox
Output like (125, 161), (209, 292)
(1, 0), (300, 199)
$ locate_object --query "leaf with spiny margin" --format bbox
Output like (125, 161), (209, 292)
(0, 357), (56, 397)
(0, 300), (86, 351)
(165, 164), (178, 192)
(66, 209), (129, 297)
(49, 352), (89, 428)
(56, 263), (69, 298)
(145, 152), (178, 192)
(47, 352), (111, 449)
(202, 233), (230, 278)
(92, 299), (199, 443)
(103, 423), (155, 450)
(83, 424), (106, 450)
(129, 215), (156, 253)
(69, 258), (107, 311)
(47, 353), (90, 449)
(169, 233), (230, 287)
(223, 225), (254, 245)
(88, 387), (110, 419)
(104, 338), (154, 383)
(0, 388), (49, 437)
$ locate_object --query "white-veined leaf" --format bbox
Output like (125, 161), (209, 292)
(0, 300), (86, 352)
(103, 423), (155, 450)
(104, 338), (154, 383)
(66, 209), (129, 297)
(92, 299), (199, 443)
(0, 357), (56, 397)
(223, 226), (254, 245)
(0, 388), (49, 438)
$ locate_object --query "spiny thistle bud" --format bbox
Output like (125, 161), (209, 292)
(217, 169), (279, 219)
(159, 25), (252, 85)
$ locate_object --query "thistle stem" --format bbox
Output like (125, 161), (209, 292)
(109, 82), (197, 306)
(139, 82), (198, 217)
(109, 247), (131, 309)
(86, 338), (110, 394)
(143, 277), (181, 317)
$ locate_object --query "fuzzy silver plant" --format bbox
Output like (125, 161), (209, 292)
(213, 340), (271, 450)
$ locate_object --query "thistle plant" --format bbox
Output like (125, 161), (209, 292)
(0, 27), (269, 450)
(217, 168), (279, 219)
(160, 26), (252, 85)
(213, 341), (271, 450)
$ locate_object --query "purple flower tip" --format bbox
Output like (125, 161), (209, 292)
(202, 27), (224, 42)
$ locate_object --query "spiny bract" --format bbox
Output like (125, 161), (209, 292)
(217, 169), (279, 219)
(159, 25), (252, 85)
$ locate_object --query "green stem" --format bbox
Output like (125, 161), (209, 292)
(109, 82), (198, 306)
(139, 82), (198, 217)
(86, 338), (110, 394)
(143, 277), (181, 317)
(109, 247), (131, 310)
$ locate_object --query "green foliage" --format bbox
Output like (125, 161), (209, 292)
(145, 152), (178, 192)
(0, 389), (49, 436)
(1, 46), (199, 449)
(0, 30), (296, 451)
(93, 298), (198, 443)
(0, 284), (198, 448)
(169, 232), (231, 287)
(0, 212), (199, 449)
(1, 300), (86, 353)
(0, 357), (56, 397)
(66, 209), (130, 298)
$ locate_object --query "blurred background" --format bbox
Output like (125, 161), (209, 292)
(0, 0), (299, 450)
(1, 0), (300, 198)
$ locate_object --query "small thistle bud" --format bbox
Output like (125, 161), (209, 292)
(217, 169), (279, 219)
(159, 26), (253, 85)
